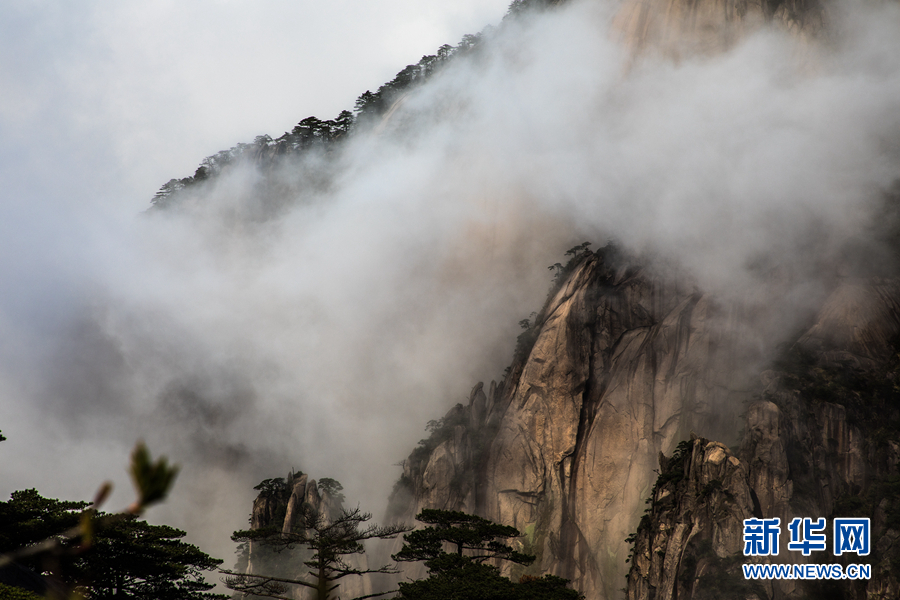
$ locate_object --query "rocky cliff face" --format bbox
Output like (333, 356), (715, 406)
(388, 246), (771, 598)
(624, 435), (760, 600)
(624, 277), (900, 600)
(611, 0), (827, 58)
(387, 241), (900, 599)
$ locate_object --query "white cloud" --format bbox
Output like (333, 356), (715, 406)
(2, 0), (900, 573)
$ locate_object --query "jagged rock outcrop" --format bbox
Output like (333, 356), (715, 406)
(624, 436), (761, 600)
(389, 241), (900, 599)
(624, 278), (900, 600)
(611, 0), (828, 58)
(388, 246), (762, 599)
(481, 252), (758, 599)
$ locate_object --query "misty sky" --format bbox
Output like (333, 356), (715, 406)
(0, 0), (512, 557)
(2, 0), (900, 579)
(0, 1), (511, 215)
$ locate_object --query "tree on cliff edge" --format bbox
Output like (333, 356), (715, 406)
(393, 509), (583, 599)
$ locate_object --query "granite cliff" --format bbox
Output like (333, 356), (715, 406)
(623, 277), (900, 600)
(378, 2), (900, 597)
(611, 0), (828, 57)
(213, 0), (899, 597)
(387, 245), (753, 598)
(386, 237), (900, 599)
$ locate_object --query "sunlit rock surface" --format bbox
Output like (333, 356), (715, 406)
(611, 0), (827, 58)
(624, 436), (757, 600)
(625, 278), (900, 600)
(388, 247), (758, 599)
(388, 243), (900, 598)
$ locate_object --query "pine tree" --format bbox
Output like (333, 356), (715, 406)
(0, 490), (225, 600)
(225, 506), (409, 600)
(393, 509), (583, 600)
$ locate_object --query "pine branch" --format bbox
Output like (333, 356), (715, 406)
(221, 570), (318, 592)
(350, 590), (400, 600)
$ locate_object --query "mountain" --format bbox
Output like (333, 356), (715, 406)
(386, 236), (900, 599)
(385, 245), (751, 597)
(164, 0), (900, 598)
(612, 0), (828, 57)
(378, 2), (900, 597)
(624, 278), (900, 600)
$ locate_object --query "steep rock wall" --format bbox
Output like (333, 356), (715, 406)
(625, 278), (900, 599)
(388, 247), (760, 599)
(624, 436), (760, 600)
(389, 245), (900, 599)
(611, 0), (827, 58)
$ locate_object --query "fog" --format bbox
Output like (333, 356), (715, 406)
(2, 0), (900, 573)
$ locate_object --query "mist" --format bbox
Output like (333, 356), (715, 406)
(3, 0), (900, 571)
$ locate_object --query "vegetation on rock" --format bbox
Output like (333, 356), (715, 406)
(147, 0), (567, 213)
